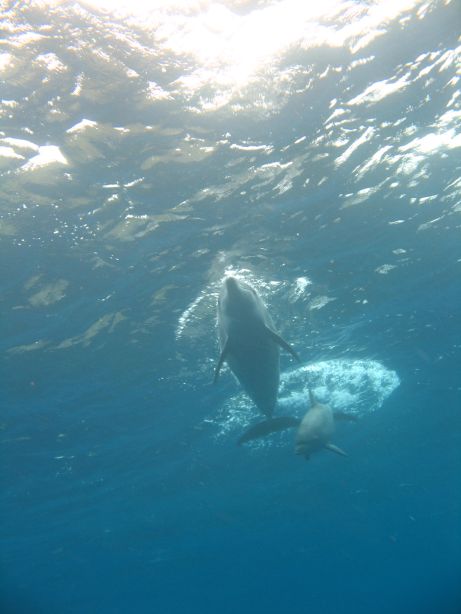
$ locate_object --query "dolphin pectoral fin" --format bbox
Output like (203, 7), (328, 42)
(324, 442), (348, 457)
(213, 342), (229, 384)
(263, 326), (300, 361)
(238, 416), (300, 445)
(333, 411), (358, 422)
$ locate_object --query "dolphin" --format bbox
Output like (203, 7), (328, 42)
(294, 389), (348, 459)
(238, 389), (353, 458)
(214, 276), (299, 418)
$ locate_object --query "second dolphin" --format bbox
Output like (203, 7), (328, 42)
(238, 389), (351, 459)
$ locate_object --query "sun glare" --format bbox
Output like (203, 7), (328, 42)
(38, 0), (428, 108)
(82, 0), (425, 74)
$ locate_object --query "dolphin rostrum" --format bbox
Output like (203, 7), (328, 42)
(238, 389), (353, 457)
(214, 276), (299, 418)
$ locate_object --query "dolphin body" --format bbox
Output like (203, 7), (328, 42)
(214, 276), (299, 418)
(238, 389), (352, 458)
(294, 389), (348, 459)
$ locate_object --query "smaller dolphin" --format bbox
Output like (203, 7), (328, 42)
(214, 276), (299, 418)
(294, 389), (347, 459)
(238, 389), (353, 458)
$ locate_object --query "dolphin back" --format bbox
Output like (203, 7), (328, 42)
(215, 276), (299, 417)
(216, 277), (281, 416)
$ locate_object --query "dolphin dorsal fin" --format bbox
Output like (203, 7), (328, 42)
(308, 388), (316, 407)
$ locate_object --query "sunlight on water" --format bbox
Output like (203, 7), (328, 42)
(20, 145), (68, 170)
(42, 0), (430, 109)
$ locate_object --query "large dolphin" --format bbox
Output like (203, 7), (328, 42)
(238, 389), (353, 458)
(214, 276), (299, 418)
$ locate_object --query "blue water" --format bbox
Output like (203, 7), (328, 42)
(1, 1), (460, 612)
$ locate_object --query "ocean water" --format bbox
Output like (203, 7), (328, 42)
(1, 1), (460, 612)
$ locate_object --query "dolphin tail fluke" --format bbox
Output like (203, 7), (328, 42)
(213, 341), (229, 384)
(263, 326), (300, 361)
(238, 416), (300, 445)
(324, 442), (348, 457)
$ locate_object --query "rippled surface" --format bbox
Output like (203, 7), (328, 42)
(1, 1), (460, 613)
